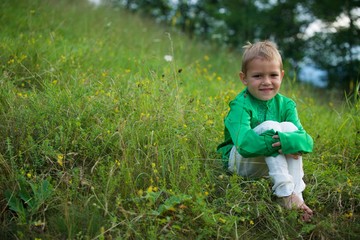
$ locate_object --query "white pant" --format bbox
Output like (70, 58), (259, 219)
(228, 121), (306, 199)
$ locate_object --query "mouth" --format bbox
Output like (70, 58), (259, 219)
(259, 88), (273, 92)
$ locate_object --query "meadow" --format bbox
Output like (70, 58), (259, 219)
(0, 0), (359, 239)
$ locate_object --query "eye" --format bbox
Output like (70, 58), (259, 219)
(271, 73), (279, 77)
(252, 74), (261, 78)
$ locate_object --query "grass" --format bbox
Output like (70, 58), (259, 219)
(1, 0), (359, 239)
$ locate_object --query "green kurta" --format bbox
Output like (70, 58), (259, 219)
(217, 88), (313, 167)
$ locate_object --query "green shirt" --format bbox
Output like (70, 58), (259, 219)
(217, 89), (313, 167)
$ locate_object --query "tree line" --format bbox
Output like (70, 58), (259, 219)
(114, 0), (359, 94)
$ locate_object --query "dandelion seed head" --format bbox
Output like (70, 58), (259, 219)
(164, 55), (173, 62)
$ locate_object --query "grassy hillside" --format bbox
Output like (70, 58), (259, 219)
(1, 0), (359, 239)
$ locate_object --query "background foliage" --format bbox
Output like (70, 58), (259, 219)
(1, 0), (359, 239)
(117, 0), (360, 93)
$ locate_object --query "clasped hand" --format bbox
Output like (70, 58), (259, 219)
(272, 134), (302, 160)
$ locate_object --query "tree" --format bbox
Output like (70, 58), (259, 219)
(305, 0), (360, 91)
(257, 0), (310, 65)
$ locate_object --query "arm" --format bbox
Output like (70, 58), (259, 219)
(277, 101), (313, 154)
(225, 99), (280, 158)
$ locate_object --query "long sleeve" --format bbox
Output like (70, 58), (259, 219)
(278, 101), (313, 154)
(224, 96), (280, 158)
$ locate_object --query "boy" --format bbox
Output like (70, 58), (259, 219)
(217, 40), (314, 221)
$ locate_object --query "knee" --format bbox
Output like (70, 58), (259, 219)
(280, 122), (298, 132)
(253, 121), (282, 134)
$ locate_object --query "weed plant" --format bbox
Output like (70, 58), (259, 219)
(0, 0), (359, 239)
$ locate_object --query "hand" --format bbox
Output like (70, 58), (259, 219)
(272, 135), (302, 159)
(272, 134), (281, 148)
(272, 135), (283, 153)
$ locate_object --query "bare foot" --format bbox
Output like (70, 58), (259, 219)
(278, 193), (313, 222)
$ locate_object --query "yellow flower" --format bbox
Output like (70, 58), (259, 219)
(347, 179), (352, 187)
(249, 220), (254, 225)
(344, 212), (353, 218)
(57, 154), (64, 167)
(147, 186), (153, 193)
(115, 159), (120, 167)
(26, 173), (32, 178)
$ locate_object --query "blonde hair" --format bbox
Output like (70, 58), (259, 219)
(241, 40), (283, 73)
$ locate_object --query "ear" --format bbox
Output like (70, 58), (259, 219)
(240, 72), (247, 85)
(280, 70), (285, 81)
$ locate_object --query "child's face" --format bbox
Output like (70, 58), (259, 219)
(240, 57), (284, 101)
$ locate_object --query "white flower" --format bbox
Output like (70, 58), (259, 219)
(164, 55), (173, 62)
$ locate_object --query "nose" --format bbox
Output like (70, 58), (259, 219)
(262, 76), (271, 85)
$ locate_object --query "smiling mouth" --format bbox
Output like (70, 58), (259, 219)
(259, 88), (273, 91)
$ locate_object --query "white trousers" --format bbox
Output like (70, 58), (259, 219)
(228, 121), (306, 200)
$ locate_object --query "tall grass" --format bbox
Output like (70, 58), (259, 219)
(1, 0), (359, 239)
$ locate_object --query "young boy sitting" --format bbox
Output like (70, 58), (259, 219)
(217, 40), (314, 221)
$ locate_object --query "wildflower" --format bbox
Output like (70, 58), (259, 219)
(52, 80), (58, 85)
(115, 159), (120, 167)
(206, 119), (214, 126)
(347, 179), (352, 187)
(218, 217), (226, 223)
(249, 220), (254, 225)
(137, 189), (144, 196)
(125, 69), (131, 73)
(204, 55), (209, 61)
(147, 186), (154, 193)
(27, 172), (32, 178)
(164, 55), (173, 62)
(344, 212), (353, 219)
(18, 54), (27, 63)
(57, 154), (64, 166)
